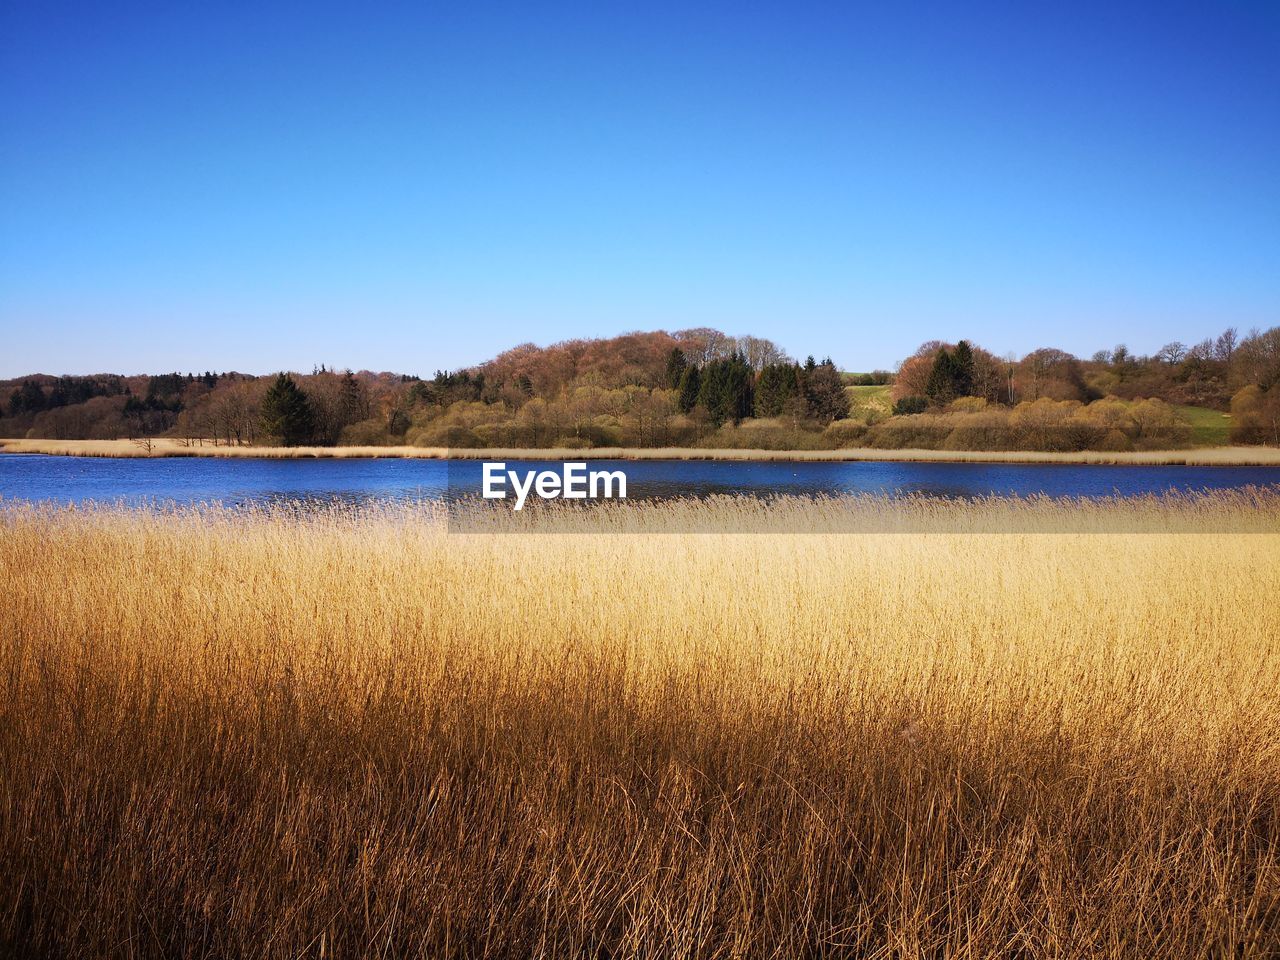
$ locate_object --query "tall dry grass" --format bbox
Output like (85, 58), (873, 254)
(4, 435), (1280, 464)
(1, 495), (1279, 958)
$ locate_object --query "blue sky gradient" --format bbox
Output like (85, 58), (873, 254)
(2, 0), (1277, 376)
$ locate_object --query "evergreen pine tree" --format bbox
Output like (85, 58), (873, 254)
(9, 380), (47, 415)
(952, 340), (975, 397)
(261, 373), (316, 446)
(754, 362), (800, 417)
(697, 360), (728, 423)
(664, 347), (688, 389)
(726, 352), (754, 423)
(803, 359), (850, 423)
(925, 349), (957, 405)
(699, 353), (754, 425)
(340, 370), (365, 423)
(677, 365), (701, 413)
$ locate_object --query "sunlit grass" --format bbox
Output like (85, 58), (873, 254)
(2, 494), (1279, 957)
(845, 383), (894, 421)
(1174, 404), (1233, 446)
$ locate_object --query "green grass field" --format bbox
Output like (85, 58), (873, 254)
(845, 383), (893, 421)
(1174, 405), (1232, 446)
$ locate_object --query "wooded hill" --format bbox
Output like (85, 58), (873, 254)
(2, 325), (1278, 449)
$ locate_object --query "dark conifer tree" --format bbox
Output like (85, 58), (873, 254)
(677, 365), (701, 413)
(952, 340), (975, 397)
(725, 353), (754, 423)
(698, 353), (754, 425)
(755, 362), (800, 417)
(664, 347), (688, 389)
(696, 361), (727, 422)
(9, 380), (46, 415)
(340, 370), (365, 423)
(925, 349), (958, 405)
(803, 359), (850, 423)
(261, 373), (316, 446)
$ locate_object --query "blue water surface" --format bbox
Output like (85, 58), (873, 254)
(1, 454), (1278, 508)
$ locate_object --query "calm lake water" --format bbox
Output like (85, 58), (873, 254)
(1, 454), (1278, 508)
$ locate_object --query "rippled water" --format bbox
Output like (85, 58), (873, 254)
(1, 453), (1278, 508)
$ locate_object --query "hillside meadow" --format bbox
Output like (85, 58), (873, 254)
(2, 493), (1279, 958)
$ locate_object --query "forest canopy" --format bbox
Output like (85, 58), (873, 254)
(2, 325), (1278, 450)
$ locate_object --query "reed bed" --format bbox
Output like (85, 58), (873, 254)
(2, 494), (1279, 958)
(4, 436), (1280, 465)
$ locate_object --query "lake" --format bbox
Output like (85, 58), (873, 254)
(1, 453), (1279, 508)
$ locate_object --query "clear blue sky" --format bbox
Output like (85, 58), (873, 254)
(2, 0), (1277, 377)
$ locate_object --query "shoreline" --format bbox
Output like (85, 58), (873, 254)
(2, 437), (1279, 466)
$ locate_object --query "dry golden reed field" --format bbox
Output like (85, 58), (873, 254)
(2, 492), (1280, 958)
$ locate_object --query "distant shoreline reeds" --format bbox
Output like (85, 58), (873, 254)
(3, 435), (1280, 465)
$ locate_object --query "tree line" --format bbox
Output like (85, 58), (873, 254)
(887, 327), (1279, 445)
(2, 324), (1278, 448)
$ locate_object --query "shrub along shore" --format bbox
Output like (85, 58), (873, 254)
(3, 436), (1280, 465)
